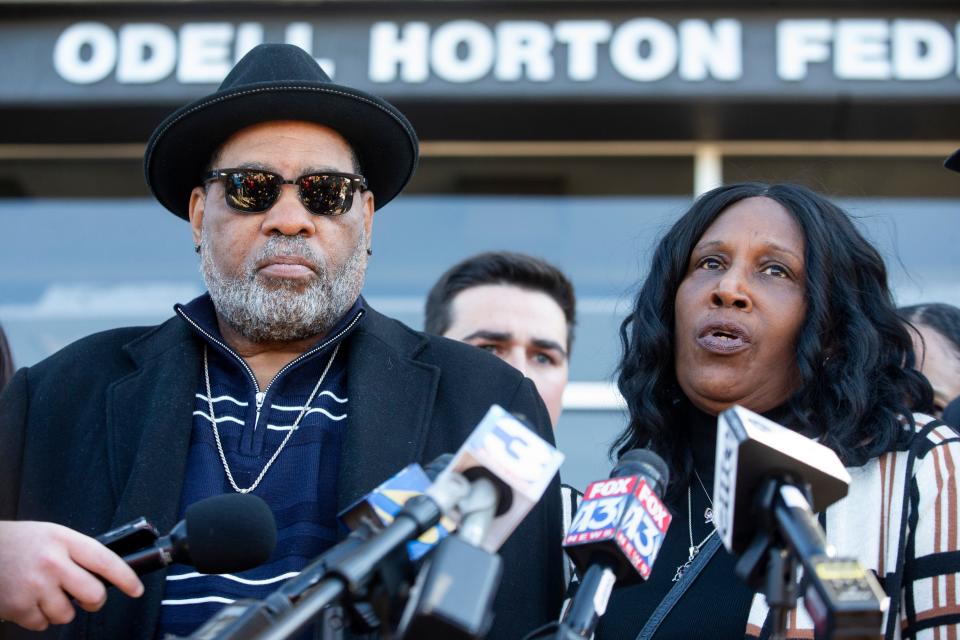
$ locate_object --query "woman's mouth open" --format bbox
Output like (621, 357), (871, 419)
(697, 322), (751, 354)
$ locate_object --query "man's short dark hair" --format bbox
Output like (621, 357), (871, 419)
(424, 251), (577, 352)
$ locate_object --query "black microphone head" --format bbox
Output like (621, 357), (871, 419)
(611, 449), (670, 495)
(183, 493), (277, 574)
(463, 467), (513, 517)
(423, 453), (454, 480)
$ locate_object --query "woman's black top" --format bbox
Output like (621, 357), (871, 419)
(594, 399), (756, 640)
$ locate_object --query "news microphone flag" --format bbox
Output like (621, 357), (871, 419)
(713, 405), (851, 554)
(340, 463), (454, 561)
(432, 404), (565, 552)
(563, 475), (672, 581)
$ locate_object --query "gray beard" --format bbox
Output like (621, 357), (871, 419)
(200, 230), (367, 343)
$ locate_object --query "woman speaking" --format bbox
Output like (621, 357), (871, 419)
(596, 183), (960, 639)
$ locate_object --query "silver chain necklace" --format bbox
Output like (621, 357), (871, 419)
(202, 342), (340, 494)
(693, 467), (714, 526)
(672, 468), (717, 582)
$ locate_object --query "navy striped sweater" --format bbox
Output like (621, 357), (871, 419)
(155, 294), (363, 639)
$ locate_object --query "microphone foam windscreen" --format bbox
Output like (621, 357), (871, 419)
(184, 493), (277, 574)
(612, 449), (670, 494)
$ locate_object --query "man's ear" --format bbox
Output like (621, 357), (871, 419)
(362, 190), (376, 250)
(188, 186), (206, 247)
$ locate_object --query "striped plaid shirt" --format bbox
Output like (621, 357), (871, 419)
(745, 416), (960, 639)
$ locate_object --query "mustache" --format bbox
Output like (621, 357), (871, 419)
(248, 236), (323, 276)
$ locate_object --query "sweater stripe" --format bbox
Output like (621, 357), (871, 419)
(167, 570), (300, 585)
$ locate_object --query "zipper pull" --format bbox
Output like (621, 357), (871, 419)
(254, 391), (266, 430)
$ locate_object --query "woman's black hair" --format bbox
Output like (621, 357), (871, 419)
(612, 183), (934, 490)
(898, 303), (960, 356)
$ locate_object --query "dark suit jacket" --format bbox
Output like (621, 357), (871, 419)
(0, 305), (564, 639)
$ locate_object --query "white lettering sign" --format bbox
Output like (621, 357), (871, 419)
(369, 21), (429, 82)
(495, 21), (554, 81)
(116, 24), (176, 83)
(177, 23), (233, 83)
(52, 21), (333, 85)
(431, 20), (495, 83)
(610, 18), (677, 82)
(678, 19), (742, 81)
(778, 19), (833, 81)
(50, 18), (960, 87)
(54, 22), (117, 84)
(892, 20), (954, 80)
(835, 19), (891, 80)
(366, 18), (743, 84)
(778, 18), (958, 81)
(554, 20), (611, 81)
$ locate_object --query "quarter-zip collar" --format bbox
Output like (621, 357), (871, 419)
(174, 293), (365, 428)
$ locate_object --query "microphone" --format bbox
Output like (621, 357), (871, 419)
(247, 470), (474, 640)
(554, 449), (671, 639)
(187, 455), (455, 639)
(339, 454), (455, 562)
(251, 405), (563, 640)
(396, 473), (508, 639)
(399, 403), (566, 640)
(713, 405), (886, 639)
(712, 404), (850, 555)
(98, 493), (277, 577)
(430, 404), (566, 553)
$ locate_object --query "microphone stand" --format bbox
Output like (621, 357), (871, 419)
(397, 477), (503, 640)
(521, 560), (618, 640)
(734, 478), (886, 640)
(254, 478), (471, 640)
(183, 521), (385, 640)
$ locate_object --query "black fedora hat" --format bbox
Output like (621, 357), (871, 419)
(145, 43), (419, 220)
(946, 148), (960, 173)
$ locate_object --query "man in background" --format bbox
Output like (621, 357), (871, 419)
(424, 251), (576, 427)
(424, 251), (582, 593)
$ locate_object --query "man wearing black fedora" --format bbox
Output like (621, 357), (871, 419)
(0, 44), (563, 639)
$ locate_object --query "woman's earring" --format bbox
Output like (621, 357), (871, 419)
(366, 247), (373, 256)
(194, 241), (202, 254)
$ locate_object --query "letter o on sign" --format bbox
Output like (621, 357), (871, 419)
(54, 22), (117, 84)
(431, 20), (495, 83)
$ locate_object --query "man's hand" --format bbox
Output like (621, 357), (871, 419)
(0, 521), (144, 631)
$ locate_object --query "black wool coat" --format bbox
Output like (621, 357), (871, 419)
(0, 305), (564, 639)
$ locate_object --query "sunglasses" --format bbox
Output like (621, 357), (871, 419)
(203, 168), (367, 216)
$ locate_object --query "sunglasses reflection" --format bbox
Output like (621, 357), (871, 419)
(204, 168), (367, 216)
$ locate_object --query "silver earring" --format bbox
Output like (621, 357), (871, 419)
(194, 242), (202, 254)
(366, 247), (373, 256)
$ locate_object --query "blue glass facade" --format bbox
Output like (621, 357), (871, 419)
(2, 194), (957, 486)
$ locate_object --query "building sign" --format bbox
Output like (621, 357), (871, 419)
(1, 12), (958, 104)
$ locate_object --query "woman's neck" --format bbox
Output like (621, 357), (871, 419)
(677, 396), (797, 481)
(677, 397), (719, 479)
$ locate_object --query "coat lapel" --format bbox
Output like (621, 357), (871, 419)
(339, 307), (440, 510)
(86, 305), (438, 637)
(98, 319), (200, 640)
